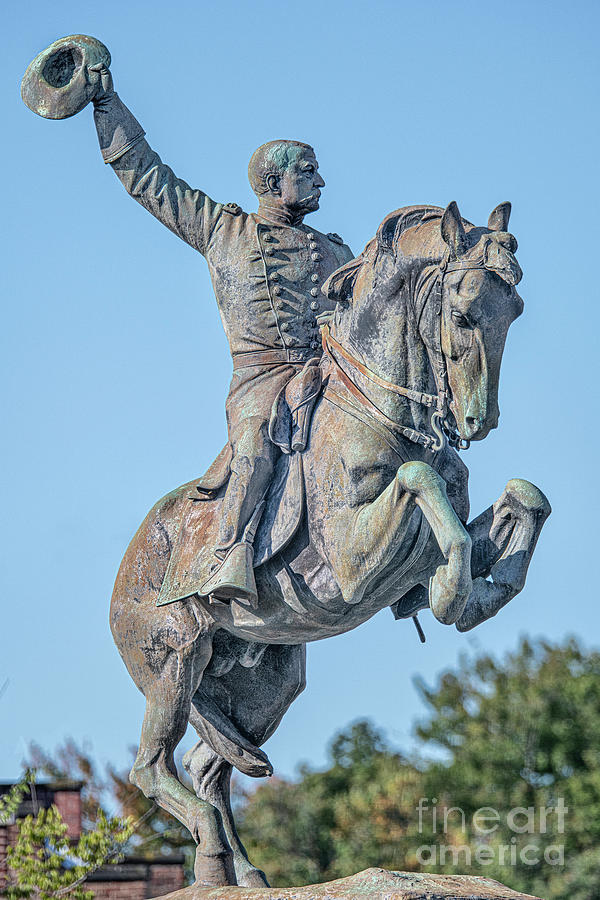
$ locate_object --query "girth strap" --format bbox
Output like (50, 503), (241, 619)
(233, 348), (314, 369)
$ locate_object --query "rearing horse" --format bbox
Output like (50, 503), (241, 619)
(110, 201), (550, 887)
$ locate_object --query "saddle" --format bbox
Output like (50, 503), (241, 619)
(156, 360), (324, 607)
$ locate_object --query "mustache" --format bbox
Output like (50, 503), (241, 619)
(299, 190), (321, 204)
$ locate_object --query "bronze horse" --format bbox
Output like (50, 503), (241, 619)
(110, 201), (550, 887)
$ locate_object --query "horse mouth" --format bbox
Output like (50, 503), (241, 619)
(462, 415), (497, 441)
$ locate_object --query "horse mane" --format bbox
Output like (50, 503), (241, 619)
(324, 205), (476, 305)
(376, 205), (444, 254)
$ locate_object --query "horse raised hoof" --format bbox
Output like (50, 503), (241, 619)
(455, 575), (510, 632)
(428, 539), (472, 625)
(456, 478), (551, 633)
(490, 478), (551, 545)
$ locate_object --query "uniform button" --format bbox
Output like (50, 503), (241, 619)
(273, 285), (282, 295)
(309, 241), (318, 250)
(311, 252), (321, 261)
(270, 272), (279, 281)
(311, 273), (319, 283)
(276, 299), (284, 308)
(266, 247), (275, 256)
(263, 234), (274, 242)
(310, 287), (319, 297)
(282, 322), (290, 332)
(307, 232), (315, 240)
(311, 340), (319, 349)
(310, 300), (319, 310)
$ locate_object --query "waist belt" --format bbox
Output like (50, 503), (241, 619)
(232, 347), (316, 370)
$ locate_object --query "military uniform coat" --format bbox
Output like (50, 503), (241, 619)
(93, 94), (353, 547)
(93, 94), (354, 361)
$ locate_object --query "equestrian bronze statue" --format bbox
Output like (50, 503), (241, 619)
(22, 36), (551, 890)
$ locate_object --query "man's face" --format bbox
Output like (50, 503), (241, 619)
(278, 150), (325, 215)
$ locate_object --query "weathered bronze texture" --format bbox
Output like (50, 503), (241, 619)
(111, 199), (550, 888)
(21, 35), (110, 119)
(22, 37), (551, 891)
(88, 58), (353, 605)
(150, 868), (543, 900)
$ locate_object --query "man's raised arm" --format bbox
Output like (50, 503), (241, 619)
(90, 63), (221, 255)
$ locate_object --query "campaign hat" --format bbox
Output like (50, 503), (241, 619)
(21, 34), (110, 119)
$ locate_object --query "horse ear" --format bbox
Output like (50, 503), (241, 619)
(488, 201), (512, 232)
(322, 255), (364, 303)
(441, 201), (468, 257)
(377, 211), (402, 253)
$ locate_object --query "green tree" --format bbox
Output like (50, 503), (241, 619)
(0, 774), (34, 827)
(16, 638), (600, 899)
(415, 637), (600, 899)
(26, 741), (194, 878)
(236, 721), (427, 885)
(237, 637), (600, 899)
(1, 773), (133, 900)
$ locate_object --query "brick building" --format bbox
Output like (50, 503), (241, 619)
(0, 781), (185, 899)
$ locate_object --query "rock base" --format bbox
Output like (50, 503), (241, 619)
(150, 868), (542, 900)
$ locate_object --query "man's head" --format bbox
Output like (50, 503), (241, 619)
(248, 140), (325, 217)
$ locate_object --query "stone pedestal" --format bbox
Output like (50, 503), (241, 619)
(150, 868), (542, 900)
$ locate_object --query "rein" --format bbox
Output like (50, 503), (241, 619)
(322, 324), (446, 452)
(321, 256), (487, 453)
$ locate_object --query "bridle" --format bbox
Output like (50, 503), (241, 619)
(321, 254), (491, 453)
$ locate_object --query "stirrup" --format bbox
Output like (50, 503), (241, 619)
(199, 542), (258, 608)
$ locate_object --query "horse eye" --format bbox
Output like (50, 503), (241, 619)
(451, 310), (471, 328)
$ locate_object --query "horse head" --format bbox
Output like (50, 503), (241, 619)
(324, 201), (524, 447)
(433, 200), (524, 442)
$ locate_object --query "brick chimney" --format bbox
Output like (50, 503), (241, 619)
(52, 784), (83, 840)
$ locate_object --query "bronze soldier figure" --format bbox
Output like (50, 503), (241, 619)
(22, 39), (552, 889)
(90, 63), (353, 606)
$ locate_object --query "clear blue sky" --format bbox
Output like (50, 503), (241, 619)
(2, 0), (598, 785)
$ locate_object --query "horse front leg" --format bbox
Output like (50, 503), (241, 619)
(324, 460), (472, 624)
(457, 478), (551, 631)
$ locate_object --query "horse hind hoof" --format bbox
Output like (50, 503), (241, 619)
(237, 867), (270, 887)
(234, 745), (273, 778)
(239, 756), (273, 778)
(194, 849), (236, 887)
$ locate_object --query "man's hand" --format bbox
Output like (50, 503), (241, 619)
(88, 62), (114, 104)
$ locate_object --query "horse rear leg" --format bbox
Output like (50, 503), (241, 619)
(185, 641), (306, 887)
(183, 744), (268, 888)
(130, 645), (235, 886)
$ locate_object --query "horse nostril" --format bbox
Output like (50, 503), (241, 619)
(466, 416), (478, 427)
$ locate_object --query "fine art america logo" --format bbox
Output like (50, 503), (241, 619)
(415, 798), (567, 867)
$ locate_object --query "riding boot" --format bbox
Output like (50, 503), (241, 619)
(200, 477), (268, 607)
